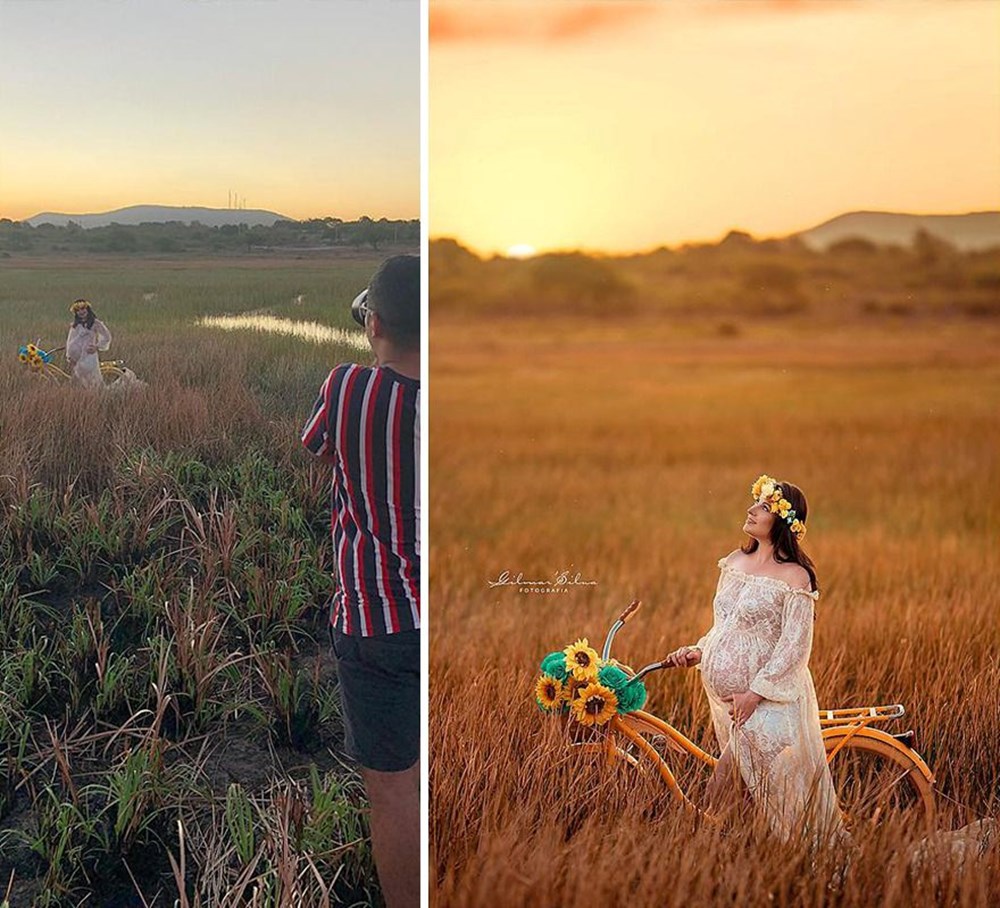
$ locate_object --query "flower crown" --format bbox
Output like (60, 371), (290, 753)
(70, 299), (92, 313)
(751, 474), (806, 540)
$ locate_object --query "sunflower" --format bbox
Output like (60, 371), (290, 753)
(571, 682), (618, 727)
(535, 674), (565, 712)
(563, 638), (600, 682)
(26, 344), (37, 356)
(18, 351), (28, 363)
(564, 676), (586, 701)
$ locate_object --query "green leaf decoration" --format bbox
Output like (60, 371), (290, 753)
(540, 651), (568, 681)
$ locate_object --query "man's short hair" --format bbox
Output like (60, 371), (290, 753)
(368, 255), (420, 349)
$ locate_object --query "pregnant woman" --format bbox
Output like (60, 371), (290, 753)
(665, 475), (843, 846)
(66, 299), (112, 390)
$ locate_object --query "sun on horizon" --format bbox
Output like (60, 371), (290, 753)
(431, 0), (1000, 255)
(505, 243), (537, 259)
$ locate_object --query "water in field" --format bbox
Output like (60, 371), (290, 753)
(196, 314), (368, 351)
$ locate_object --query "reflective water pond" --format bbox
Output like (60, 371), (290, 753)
(196, 314), (368, 352)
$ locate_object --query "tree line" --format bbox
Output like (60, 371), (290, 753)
(431, 229), (1000, 320)
(0, 216), (419, 255)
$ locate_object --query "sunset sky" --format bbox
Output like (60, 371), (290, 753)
(0, 0), (418, 222)
(431, 0), (1000, 255)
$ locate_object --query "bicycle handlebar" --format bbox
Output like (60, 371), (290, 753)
(601, 600), (687, 678)
(618, 599), (641, 624)
(632, 660), (678, 682)
(602, 600), (641, 661)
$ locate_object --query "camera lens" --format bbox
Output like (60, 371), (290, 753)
(351, 288), (368, 327)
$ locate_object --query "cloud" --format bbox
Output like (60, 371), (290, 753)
(430, 0), (873, 45)
(429, 2), (662, 45)
(703, 0), (867, 17)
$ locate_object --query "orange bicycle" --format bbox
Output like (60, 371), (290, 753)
(17, 341), (134, 385)
(536, 600), (936, 830)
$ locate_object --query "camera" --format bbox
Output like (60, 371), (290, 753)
(351, 288), (369, 328)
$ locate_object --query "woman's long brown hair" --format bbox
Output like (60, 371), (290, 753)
(72, 300), (96, 330)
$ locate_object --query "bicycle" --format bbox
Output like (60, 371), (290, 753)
(535, 599), (936, 831)
(17, 341), (135, 385)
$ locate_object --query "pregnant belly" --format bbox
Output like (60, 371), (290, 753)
(701, 641), (754, 701)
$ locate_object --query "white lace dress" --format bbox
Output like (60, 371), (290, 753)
(65, 319), (112, 389)
(696, 557), (843, 844)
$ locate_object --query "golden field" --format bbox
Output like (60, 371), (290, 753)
(429, 309), (1000, 906)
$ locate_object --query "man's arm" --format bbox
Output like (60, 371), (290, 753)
(301, 368), (338, 463)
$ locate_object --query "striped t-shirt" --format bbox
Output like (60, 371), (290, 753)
(301, 363), (420, 636)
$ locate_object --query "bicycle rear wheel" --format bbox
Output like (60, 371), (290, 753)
(824, 730), (935, 830)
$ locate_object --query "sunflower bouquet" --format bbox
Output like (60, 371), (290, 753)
(17, 342), (54, 372)
(535, 638), (648, 727)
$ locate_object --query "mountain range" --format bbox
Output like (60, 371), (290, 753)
(22, 206), (1000, 252)
(25, 205), (292, 229)
(795, 211), (1000, 252)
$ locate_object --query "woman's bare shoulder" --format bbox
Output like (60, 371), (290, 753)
(773, 561), (811, 590)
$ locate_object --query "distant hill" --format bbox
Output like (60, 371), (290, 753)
(26, 205), (293, 229)
(796, 211), (1000, 252)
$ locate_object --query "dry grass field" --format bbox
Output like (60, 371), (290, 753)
(429, 312), (1000, 906)
(0, 252), (415, 907)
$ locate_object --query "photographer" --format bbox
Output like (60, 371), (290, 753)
(301, 254), (420, 908)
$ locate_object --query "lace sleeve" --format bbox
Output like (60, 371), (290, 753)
(694, 560), (729, 670)
(94, 319), (112, 351)
(748, 589), (816, 702)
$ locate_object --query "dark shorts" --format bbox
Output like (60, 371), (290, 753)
(330, 626), (420, 773)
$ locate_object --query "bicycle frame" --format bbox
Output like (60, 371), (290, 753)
(582, 600), (936, 817)
(25, 357), (127, 383)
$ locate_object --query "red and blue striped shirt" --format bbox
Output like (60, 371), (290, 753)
(301, 363), (420, 636)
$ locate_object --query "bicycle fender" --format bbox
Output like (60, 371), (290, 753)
(822, 726), (935, 785)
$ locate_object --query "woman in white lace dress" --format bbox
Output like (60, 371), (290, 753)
(66, 299), (112, 389)
(665, 475), (843, 846)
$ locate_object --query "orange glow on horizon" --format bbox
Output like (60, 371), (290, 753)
(430, 0), (1000, 255)
(1, 1), (418, 224)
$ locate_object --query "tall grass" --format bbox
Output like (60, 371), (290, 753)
(429, 315), (1000, 906)
(1, 257), (388, 906)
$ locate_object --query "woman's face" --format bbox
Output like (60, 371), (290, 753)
(743, 500), (775, 539)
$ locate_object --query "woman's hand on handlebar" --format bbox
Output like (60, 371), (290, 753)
(663, 645), (702, 668)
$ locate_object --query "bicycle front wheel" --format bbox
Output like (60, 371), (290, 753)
(602, 712), (718, 814)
